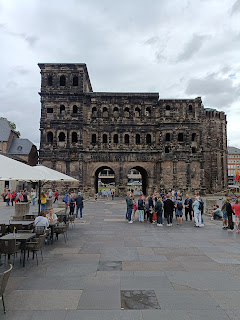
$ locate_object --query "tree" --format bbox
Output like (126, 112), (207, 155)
(0, 117), (21, 137)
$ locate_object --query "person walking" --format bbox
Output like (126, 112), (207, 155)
(164, 193), (175, 226)
(75, 192), (84, 219)
(11, 190), (16, 206)
(193, 195), (202, 227)
(184, 194), (193, 221)
(40, 192), (47, 211)
(53, 189), (59, 203)
(138, 195), (145, 222)
(63, 192), (70, 214)
(232, 199), (240, 233)
(155, 196), (163, 226)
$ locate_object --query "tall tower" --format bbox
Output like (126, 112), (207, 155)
(38, 63), (92, 189)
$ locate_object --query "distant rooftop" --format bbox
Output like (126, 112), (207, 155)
(8, 138), (33, 155)
(228, 146), (240, 155)
(0, 119), (13, 141)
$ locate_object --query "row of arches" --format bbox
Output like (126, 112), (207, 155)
(47, 132), (78, 143)
(47, 105), (78, 115)
(92, 104), (194, 118)
(46, 131), (198, 144)
(91, 133), (152, 145)
(47, 75), (79, 87)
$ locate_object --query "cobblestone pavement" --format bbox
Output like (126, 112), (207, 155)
(1, 198), (240, 319)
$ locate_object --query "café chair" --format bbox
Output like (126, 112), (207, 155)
(0, 264), (13, 314)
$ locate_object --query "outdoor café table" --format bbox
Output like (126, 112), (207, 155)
(24, 213), (38, 220)
(0, 233), (36, 267)
(9, 221), (34, 229)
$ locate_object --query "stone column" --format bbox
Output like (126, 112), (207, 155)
(13, 203), (30, 220)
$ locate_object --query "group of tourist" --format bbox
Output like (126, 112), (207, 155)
(125, 191), (204, 228)
(62, 191), (84, 219)
(1, 188), (32, 206)
(210, 194), (240, 233)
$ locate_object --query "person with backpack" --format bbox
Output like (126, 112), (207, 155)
(175, 197), (183, 225)
(126, 195), (134, 223)
(155, 196), (163, 226)
(138, 195), (145, 222)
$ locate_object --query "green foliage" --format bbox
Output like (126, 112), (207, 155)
(0, 117), (21, 137)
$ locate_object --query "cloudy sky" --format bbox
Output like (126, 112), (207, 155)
(0, 0), (239, 148)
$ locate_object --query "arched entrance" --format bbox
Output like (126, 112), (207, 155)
(94, 166), (115, 194)
(127, 166), (148, 195)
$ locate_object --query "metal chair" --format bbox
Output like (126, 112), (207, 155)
(0, 239), (21, 266)
(68, 214), (76, 228)
(54, 222), (69, 243)
(0, 264), (13, 314)
(34, 226), (45, 237)
(0, 224), (8, 237)
(26, 234), (46, 265)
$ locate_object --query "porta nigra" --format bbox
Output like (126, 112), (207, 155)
(39, 63), (228, 196)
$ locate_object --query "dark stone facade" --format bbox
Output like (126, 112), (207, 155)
(39, 63), (228, 195)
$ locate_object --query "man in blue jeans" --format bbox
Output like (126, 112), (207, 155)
(75, 192), (84, 219)
(127, 195), (133, 223)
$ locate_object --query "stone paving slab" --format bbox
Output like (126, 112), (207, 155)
(65, 310), (142, 320)
(120, 275), (173, 291)
(155, 291), (219, 310)
(208, 291), (240, 310)
(165, 271), (240, 291)
(5, 290), (82, 310)
(122, 261), (186, 271)
(77, 289), (121, 310)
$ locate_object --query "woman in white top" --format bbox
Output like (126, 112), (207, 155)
(46, 208), (58, 242)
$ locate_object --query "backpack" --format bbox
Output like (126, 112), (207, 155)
(198, 200), (204, 212)
(177, 202), (183, 210)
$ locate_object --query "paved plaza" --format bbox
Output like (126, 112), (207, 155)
(1, 198), (240, 319)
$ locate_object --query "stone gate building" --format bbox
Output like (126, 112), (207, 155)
(39, 63), (228, 195)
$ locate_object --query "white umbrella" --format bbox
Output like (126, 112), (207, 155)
(0, 154), (38, 181)
(0, 154), (79, 213)
(32, 165), (78, 182)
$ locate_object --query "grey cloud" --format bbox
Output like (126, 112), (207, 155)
(144, 36), (160, 46)
(177, 34), (209, 62)
(185, 73), (240, 109)
(0, 23), (38, 47)
(231, 0), (240, 14)
(25, 35), (39, 47)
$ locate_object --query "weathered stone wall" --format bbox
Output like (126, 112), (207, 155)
(38, 63), (228, 196)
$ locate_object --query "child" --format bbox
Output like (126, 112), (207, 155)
(132, 198), (137, 222)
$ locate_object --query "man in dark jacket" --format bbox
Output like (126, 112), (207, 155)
(226, 197), (234, 231)
(164, 193), (175, 226)
(75, 192), (84, 219)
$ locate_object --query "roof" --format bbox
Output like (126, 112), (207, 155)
(0, 119), (12, 141)
(8, 138), (33, 155)
(228, 146), (240, 155)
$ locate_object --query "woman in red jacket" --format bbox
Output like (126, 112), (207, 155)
(232, 199), (240, 233)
